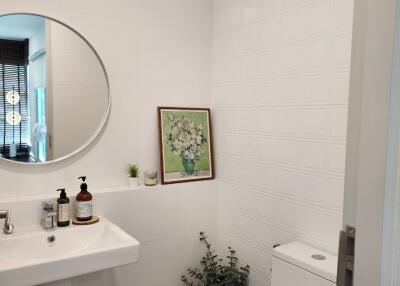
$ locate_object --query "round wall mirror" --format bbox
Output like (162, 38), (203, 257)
(0, 14), (110, 164)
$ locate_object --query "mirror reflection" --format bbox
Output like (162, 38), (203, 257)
(0, 14), (109, 164)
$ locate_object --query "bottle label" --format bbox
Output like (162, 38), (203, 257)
(76, 201), (92, 218)
(58, 204), (70, 222)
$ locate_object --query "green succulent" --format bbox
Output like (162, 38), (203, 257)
(127, 164), (140, 178)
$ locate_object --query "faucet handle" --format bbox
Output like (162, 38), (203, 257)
(41, 201), (57, 229)
(3, 220), (14, 234)
(0, 209), (14, 234)
(42, 201), (54, 211)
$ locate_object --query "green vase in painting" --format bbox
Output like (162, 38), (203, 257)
(182, 157), (196, 175)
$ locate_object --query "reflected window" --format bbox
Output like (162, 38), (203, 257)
(0, 39), (31, 162)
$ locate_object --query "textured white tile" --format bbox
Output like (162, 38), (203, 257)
(258, 50), (280, 77)
(305, 0), (331, 36)
(330, 72), (351, 103)
(299, 141), (327, 170)
(250, 272), (270, 286)
(304, 75), (330, 104)
(251, 219), (274, 248)
(260, 17), (281, 48)
(298, 108), (329, 137)
(332, 33), (353, 67)
(237, 109), (260, 132)
(306, 38), (331, 70)
(237, 136), (258, 159)
(236, 82), (256, 105)
(281, 0), (315, 12)
(275, 199), (299, 228)
(281, 77), (307, 104)
(215, 134), (238, 156)
(213, 84), (239, 106)
(326, 144), (346, 174)
(218, 158), (239, 181)
(241, 23), (260, 51)
(326, 178), (345, 210)
(215, 110), (238, 131)
(214, 0), (242, 30)
(328, 107), (348, 138)
(243, 190), (275, 220)
(282, 10), (306, 42)
(255, 80), (281, 105)
(258, 138), (275, 163)
(272, 140), (299, 166)
(213, 29), (241, 59)
(281, 43), (307, 72)
(297, 173), (326, 205)
(253, 248), (272, 276)
(274, 169), (298, 198)
(241, 53), (261, 79)
(254, 165), (275, 191)
(213, 57), (241, 81)
(242, 0), (279, 23)
(259, 109), (278, 134)
(332, 0), (355, 30)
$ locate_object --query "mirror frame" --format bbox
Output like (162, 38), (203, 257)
(0, 13), (111, 165)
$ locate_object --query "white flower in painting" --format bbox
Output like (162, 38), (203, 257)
(166, 113), (207, 161)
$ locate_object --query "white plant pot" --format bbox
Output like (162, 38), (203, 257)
(128, 177), (140, 188)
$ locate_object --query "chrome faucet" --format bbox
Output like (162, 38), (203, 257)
(0, 209), (14, 234)
(42, 201), (57, 229)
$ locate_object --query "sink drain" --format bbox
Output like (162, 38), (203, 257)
(47, 235), (56, 244)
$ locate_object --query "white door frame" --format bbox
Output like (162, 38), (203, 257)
(344, 0), (400, 285)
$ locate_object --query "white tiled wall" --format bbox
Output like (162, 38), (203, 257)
(0, 1), (215, 286)
(212, 0), (353, 284)
(0, 1), (355, 285)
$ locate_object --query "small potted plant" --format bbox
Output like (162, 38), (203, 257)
(127, 163), (140, 187)
(181, 232), (250, 286)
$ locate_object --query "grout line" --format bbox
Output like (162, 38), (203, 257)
(219, 179), (343, 215)
(216, 154), (345, 180)
(214, 131), (346, 144)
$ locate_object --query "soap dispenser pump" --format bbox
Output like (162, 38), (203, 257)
(56, 188), (70, 227)
(76, 176), (93, 221)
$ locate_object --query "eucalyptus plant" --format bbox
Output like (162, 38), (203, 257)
(181, 232), (250, 286)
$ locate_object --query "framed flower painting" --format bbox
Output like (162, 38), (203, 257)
(158, 107), (215, 184)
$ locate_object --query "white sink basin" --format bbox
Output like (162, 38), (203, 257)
(0, 217), (140, 286)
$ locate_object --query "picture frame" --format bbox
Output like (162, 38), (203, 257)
(158, 107), (215, 184)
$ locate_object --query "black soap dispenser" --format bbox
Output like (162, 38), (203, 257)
(56, 188), (70, 227)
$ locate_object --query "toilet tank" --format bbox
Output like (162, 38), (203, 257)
(271, 242), (337, 286)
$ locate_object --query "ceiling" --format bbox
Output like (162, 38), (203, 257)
(0, 14), (45, 40)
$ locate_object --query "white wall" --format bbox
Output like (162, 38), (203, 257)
(212, 0), (353, 285)
(0, 1), (215, 286)
(0, 1), (358, 286)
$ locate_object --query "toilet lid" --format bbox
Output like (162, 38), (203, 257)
(273, 242), (337, 282)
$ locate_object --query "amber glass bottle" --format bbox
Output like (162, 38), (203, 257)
(76, 176), (93, 221)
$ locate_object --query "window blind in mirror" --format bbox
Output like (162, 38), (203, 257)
(0, 39), (30, 156)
